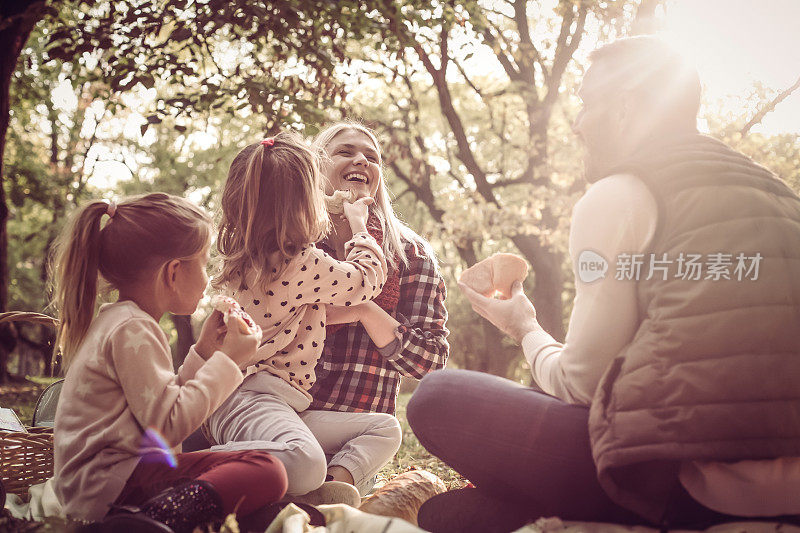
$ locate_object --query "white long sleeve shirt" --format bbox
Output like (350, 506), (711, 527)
(522, 174), (800, 516)
(54, 301), (243, 521)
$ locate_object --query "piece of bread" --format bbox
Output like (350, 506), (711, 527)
(491, 253), (529, 297)
(459, 253), (529, 298)
(324, 189), (356, 214)
(211, 295), (257, 335)
(358, 470), (447, 525)
(458, 257), (494, 296)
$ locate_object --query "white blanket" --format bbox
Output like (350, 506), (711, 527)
(4, 478), (62, 521)
(513, 517), (800, 533)
(265, 503), (426, 533)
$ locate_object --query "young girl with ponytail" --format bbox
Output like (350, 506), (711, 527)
(51, 193), (287, 532)
(204, 131), (401, 505)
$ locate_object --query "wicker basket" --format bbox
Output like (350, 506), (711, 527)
(0, 311), (58, 497)
(0, 427), (54, 496)
(0, 311), (58, 328)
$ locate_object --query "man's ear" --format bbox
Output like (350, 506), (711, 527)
(164, 259), (181, 290)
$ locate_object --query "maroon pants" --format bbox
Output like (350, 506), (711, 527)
(115, 450), (287, 517)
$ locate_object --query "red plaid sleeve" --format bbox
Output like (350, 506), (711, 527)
(380, 243), (449, 378)
(309, 237), (450, 414)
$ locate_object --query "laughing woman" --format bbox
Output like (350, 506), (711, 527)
(310, 121), (450, 439)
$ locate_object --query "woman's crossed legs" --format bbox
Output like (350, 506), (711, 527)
(406, 369), (641, 531)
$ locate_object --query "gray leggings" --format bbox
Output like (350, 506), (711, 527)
(207, 383), (402, 496)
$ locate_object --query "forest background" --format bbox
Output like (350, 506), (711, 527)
(2, 0), (799, 385)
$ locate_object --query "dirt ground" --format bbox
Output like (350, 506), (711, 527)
(0, 379), (48, 426)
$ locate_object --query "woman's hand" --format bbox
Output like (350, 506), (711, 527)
(327, 302), (400, 349)
(342, 196), (375, 235)
(353, 301), (401, 349)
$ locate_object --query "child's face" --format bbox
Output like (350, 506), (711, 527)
(169, 243), (211, 315)
(323, 130), (382, 199)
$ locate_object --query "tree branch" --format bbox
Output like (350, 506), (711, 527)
(512, 0), (540, 87)
(544, 1), (587, 109)
(740, 75), (800, 137)
(393, 187), (413, 202)
(480, 20), (521, 82)
(630, 0), (664, 36)
(451, 54), (484, 99)
(414, 31), (496, 205)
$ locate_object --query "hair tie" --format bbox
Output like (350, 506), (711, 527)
(261, 137), (275, 147)
(105, 201), (117, 218)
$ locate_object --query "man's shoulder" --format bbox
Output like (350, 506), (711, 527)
(577, 173), (656, 214)
(572, 173), (659, 253)
(587, 172), (649, 196)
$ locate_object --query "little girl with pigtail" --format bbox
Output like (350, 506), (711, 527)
(51, 193), (287, 532)
(205, 132), (402, 504)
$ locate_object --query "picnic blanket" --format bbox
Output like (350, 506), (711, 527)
(265, 502), (425, 532)
(264, 506), (800, 533)
(513, 517), (800, 533)
(4, 478), (61, 522)
(6, 485), (800, 533)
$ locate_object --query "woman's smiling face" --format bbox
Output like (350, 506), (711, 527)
(323, 129), (382, 199)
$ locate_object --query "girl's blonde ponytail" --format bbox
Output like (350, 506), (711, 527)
(50, 201), (109, 368)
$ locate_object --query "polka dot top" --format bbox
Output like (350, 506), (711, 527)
(225, 231), (388, 399)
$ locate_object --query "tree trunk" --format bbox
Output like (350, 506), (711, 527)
(171, 314), (195, 370)
(0, 1), (47, 383)
(631, 0), (663, 35)
(511, 234), (565, 342)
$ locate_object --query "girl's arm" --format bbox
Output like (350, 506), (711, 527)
(299, 235), (388, 306)
(107, 317), (243, 446)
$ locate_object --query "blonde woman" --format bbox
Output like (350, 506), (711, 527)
(309, 122), (450, 417)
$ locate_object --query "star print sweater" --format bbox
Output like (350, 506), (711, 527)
(225, 231), (388, 404)
(53, 300), (244, 521)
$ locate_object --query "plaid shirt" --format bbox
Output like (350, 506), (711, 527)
(309, 237), (449, 414)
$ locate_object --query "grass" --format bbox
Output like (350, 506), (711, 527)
(0, 379), (464, 531)
(0, 377), (61, 427)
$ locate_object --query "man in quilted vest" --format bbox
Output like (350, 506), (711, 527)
(408, 36), (800, 532)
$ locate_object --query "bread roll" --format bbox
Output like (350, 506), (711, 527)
(211, 295), (257, 335)
(490, 253), (529, 297)
(358, 470), (447, 525)
(324, 189), (356, 214)
(458, 258), (494, 297)
(459, 253), (529, 298)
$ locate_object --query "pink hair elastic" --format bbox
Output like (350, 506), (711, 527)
(261, 138), (275, 147)
(105, 201), (117, 218)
